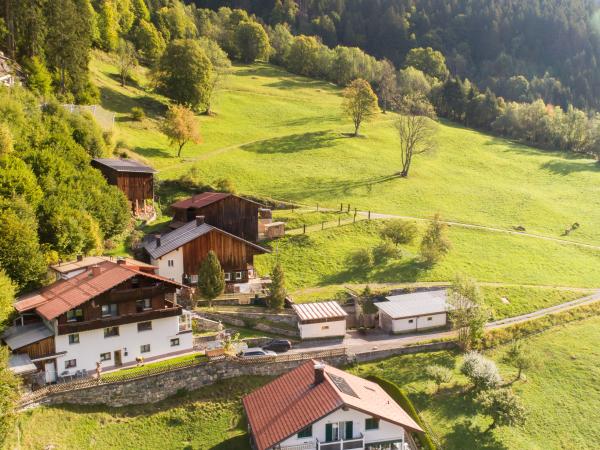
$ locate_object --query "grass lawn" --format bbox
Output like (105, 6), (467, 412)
(7, 377), (266, 450)
(92, 53), (600, 245)
(101, 353), (207, 381)
(255, 220), (600, 291)
(272, 209), (352, 230)
(351, 315), (600, 449)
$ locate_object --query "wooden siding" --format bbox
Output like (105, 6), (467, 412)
(91, 162), (153, 211)
(16, 336), (55, 359)
(180, 229), (262, 277)
(172, 196), (259, 241)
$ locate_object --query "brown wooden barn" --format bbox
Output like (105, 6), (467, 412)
(169, 192), (262, 242)
(92, 158), (156, 216)
(143, 216), (269, 287)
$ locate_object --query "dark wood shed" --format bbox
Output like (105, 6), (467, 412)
(170, 192), (262, 242)
(91, 158), (156, 216)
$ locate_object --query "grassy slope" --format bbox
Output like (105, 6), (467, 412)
(352, 315), (600, 450)
(255, 220), (600, 291)
(92, 54), (600, 245)
(7, 377), (263, 450)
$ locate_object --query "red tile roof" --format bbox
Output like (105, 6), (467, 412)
(243, 360), (422, 450)
(170, 192), (231, 209)
(15, 261), (183, 321)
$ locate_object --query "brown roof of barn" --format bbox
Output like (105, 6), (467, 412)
(170, 192), (261, 209)
(92, 158), (156, 173)
(292, 301), (348, 322)
(14, 261), (182, 321)
(243, 360), (422, 450)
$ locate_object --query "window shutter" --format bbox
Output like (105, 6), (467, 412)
(345, 421), (353, 439)
(325, 423), (332, 442)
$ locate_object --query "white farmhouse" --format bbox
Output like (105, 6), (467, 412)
(375, 289), (449, 334)
(243, 360), (423, 450)
(292, 301), (348, 340)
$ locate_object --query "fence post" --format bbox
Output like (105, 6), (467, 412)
(303, 224), (306, 234)
(322, 221), (325, 230)
(317, 203), (319, 211)
(368, 211), (371, 220)
(338, 216), (341, 226)
(354, 213), (356, 223)
(347, 203), (350, 212)
(340, 203), (343, 211)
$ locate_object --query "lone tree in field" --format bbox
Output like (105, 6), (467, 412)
(426, 365), (453, 393)
(503, 340), (535, 382)
(117, 39), (137, 87)
(161, 104), (202, 157)
(420, 214), (451, 266)
(268, 262), (286, 310)
(197, 250), (225, 307)
(395, 113), (435, 177)
(476, 388), (526, 433)
(448, 275), (487, 351)
(461, 351), (502, 392)
(343, 79), (379, 136)
(380, 220), (418, 247)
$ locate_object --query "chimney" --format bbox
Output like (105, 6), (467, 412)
(76, 254), (83, 262)
(314, 362), (325, 385)
(91, 265), (101, 277)
(116, 257), (126, 265)
(155, 234), (161, 247)
(196, 215), (205, 226)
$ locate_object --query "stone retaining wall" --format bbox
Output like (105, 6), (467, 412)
(202, 312), (299, 338)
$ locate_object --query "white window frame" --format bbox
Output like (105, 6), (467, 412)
(235, 271), (243, 280)
(65, 359), (77, 369)
(170, 338), (180, 347)
(224, 272), (231, 281)
(100, 352), (111, 361)
(140, 344), (151, 353)
(68, 333), (79, 345)
(168, 259), (174, 267)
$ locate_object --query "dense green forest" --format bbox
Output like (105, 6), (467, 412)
(197, 0), (600, 111)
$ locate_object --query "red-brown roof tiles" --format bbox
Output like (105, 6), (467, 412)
(243, 360), (422, 450)
(14, 261), (182, 321)
(170, 192), (231, 209)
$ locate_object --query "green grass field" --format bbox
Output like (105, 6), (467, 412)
(92, 53), (600, 246)
(255, 220), (600, 291)
(352, 315), (600, 450)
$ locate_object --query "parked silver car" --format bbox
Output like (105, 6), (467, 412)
(240, 348), (277, 358)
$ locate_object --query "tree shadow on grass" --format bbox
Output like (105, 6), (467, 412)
(281, 173), (401, 199)
(209, 434), (251, 450)
(133, 146), (173, 159)
(240, 130), (339, 154)
(539, 159), (600, 175)
(446, 420), (509, 450)
(318, 257), (428, 287)
(99, 86), (166, 118)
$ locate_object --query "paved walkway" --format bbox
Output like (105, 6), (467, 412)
(289, 289), (600, 354)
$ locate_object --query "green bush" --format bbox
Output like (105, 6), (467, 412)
(131, 107), (145, 121)
(366, 375), (437, 450)
(373, 240), (402, 263)
(349, 248), (373, 269)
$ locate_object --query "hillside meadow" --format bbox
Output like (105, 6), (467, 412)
(93, 53), (600, 245)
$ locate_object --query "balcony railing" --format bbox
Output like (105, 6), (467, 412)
(316, 434), (364, 450)
(58, 305), (182, 335)
(109, 284), (167, 302)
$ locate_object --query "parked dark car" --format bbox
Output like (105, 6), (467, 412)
(262, 339), (292, 353)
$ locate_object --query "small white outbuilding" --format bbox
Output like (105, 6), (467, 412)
(375, 289), (450, 334)
(292, 301), (348, 340)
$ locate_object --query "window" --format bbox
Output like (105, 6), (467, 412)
(137, 321), (152, 332)
(65, 359), (77, 369)
(235, 271), (243, 280)
(136, 298), (152, 312)
(427, 317), (433, 321)
(101, 303), (118, 317)
(131, 277), (140, 288)
(100, 352), (111, 361)
(104, 326), (119, 338)
(167, 260), (174, 267)
(170, 338), (180, 347)
(365, 418), (380, 430)
(408, 319), (414, 324)
(321, 325), (330, 330)
(224, 272), (231, 281)
(66, 308), (83, 322)
(68, 333), (79, 345)
(140, 344), (151, 353)
(297, 425), (312, 438)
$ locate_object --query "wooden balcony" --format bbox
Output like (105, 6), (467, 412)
(108, 284), (167, 302)
(57, 305), (182, 335)
(316, 434), (364, 450)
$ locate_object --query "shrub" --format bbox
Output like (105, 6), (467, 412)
(373, 239), (402, 262)
(131, 107), (145, 121)
(380, 220), (418, 246)
(476, 388), (526, 432)
(425, 365), (453, 392)
(460, 351), (502, 391)
(349, 248), (373, 269)
(215, 178), (236, 194)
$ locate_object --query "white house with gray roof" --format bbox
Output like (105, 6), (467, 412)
(375, 289), (450, 334)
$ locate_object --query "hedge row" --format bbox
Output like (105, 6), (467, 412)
(366, 375), (437, 450)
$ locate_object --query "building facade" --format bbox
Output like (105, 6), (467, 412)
(292, 301), (348, 340)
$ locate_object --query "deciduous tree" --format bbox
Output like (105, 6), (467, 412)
(477, 388), (526, 432)
(376, 58), (397, 113)
(420, 213), (451, 266)
(198, 250), (225, 307)
(461, 351), (502, 392)
(405, 47), (449, 81)
(380, 220), (417, 247)
(448, 275), (487, 351)
(117, 39), (137, 87)
(503, 340), (535, 381)
(395, 113), (435, 177)
(0, 346), (20, 447)
(235, 20), (270, 63)
(161, 104), (202, 157)
(343, 78), (379, 136)
(426, 365), (453, 393)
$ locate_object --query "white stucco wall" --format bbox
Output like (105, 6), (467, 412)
(298, 319), (346, 340)
(386, 312), (447, 334)
(276, 407), (406, 448)
(54, 315), (193, 374)
(151, 248), (184, 282)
